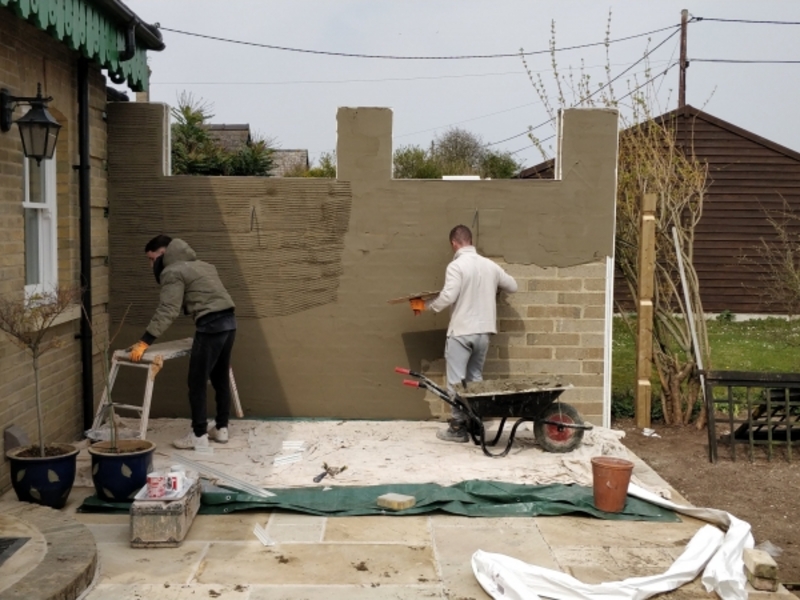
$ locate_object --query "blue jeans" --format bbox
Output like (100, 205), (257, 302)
(445, 333), (490, 422)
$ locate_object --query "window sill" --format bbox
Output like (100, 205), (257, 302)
(51, 304), (82, 327)
(23, 304), (82, 332)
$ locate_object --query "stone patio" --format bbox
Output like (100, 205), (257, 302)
(1, 418), (797, 599)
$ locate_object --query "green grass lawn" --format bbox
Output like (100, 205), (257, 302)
(612, 316), (800, 417)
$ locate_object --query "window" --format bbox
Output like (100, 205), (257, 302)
(23, 154), (57, 296)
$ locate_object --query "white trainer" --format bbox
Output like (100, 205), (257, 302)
(172, 432), (209, 450)
(208, 426), (229, 444)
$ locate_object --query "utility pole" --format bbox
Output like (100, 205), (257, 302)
(679, 9), (688, 108)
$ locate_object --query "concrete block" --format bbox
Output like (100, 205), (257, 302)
(747, 572), (779, 592)
(377, 493), (416, 511)
(4, 424), (30, 454)
(130, 480), (202, 548)
(743, 548), (778, 580)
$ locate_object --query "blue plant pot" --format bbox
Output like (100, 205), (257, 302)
(6, 443), (79, 509)
(88, 439), (156, 501)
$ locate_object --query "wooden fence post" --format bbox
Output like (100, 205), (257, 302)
(636, 194), (657, 428)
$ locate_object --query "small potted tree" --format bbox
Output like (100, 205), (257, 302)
(86, 306), (156, 502)
(0, 286), (81, 509)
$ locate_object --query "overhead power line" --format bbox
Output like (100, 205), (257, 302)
(508, 61), (678, 159)
(159, 24), (679, 60)
(485, 28), (680, 147)
(152, 59), (672, 88)
(696, 17), (800, 25)
(690, 58), (800, 64)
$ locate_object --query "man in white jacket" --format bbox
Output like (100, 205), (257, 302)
(422, 225), (518, 442)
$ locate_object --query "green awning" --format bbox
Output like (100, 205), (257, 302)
(1, 0), (164, 91)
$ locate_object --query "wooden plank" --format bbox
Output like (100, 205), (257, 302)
(635, 194), (657, 429)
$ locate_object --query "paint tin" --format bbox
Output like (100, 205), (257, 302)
(146, 472), (166, 498)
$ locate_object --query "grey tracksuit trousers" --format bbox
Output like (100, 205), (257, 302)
(445, 333), (490, 422)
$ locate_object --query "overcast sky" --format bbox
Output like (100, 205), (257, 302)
(120, 1), (800, 169)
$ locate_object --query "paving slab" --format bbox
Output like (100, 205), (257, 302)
(196, 542), (437, 586)
(248, 584), (445, 599)
(86, 524), (129, 545)
(185, 513), (269, 542)
(534, 513), (704, 548)
(94, 541), (207, 585)
(432, 518), (557, 600)
(324, 516), (430, 544)
(85, 583), (249, 599)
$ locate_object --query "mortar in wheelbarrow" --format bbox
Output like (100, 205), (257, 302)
(397, 368), (593, 457)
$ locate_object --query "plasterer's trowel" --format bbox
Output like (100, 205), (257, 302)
(387, 291), (440, 316)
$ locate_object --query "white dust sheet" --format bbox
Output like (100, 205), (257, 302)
(74, 418), (669, 497)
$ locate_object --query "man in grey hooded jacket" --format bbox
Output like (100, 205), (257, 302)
(129, 235), (236, 449)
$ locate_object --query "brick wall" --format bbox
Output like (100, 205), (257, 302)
(423, 261), (608, 425)
(0, 11), (110, 494)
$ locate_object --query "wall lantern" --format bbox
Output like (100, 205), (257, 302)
(0, 83), (61, 164)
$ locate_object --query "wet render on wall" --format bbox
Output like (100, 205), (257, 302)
(106, 104), (618, 420)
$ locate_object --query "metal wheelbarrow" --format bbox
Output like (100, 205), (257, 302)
(395, 367), (592, 458)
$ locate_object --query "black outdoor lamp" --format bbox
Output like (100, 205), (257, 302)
(0, 83), (61, 164)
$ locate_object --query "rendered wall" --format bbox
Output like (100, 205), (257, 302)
(106, 103), (618, 423)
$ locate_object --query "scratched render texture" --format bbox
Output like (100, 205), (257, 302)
(106, 103), (618, 420)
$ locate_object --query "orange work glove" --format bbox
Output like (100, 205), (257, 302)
(129, 341), (149, 363)
(409, 298), (426, 316)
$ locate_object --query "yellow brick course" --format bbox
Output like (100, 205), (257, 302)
(0, 14), (110, 494)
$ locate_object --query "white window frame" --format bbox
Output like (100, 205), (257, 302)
(22, 153), (58, 298)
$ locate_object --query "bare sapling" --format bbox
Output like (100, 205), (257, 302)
(519, 11), (711, 426)
(0, 286), (81, 456)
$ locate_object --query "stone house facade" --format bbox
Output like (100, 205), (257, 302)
(0, 0), (163, 494)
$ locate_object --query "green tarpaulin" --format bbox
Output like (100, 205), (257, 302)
(78, 480), (678, 522)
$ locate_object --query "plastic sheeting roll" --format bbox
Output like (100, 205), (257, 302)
(472, 483), (754, 600)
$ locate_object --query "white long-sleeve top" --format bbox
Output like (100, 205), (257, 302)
(427, 246), (518, 337)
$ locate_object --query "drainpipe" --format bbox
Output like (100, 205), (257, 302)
(78, 57), (93, 432)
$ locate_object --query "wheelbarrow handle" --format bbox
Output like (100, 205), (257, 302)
(403, 379), (421, 388)
(395, 366), (423, 377)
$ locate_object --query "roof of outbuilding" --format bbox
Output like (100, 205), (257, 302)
(518, 104), (800, 179)
(206, 124), (252, 152)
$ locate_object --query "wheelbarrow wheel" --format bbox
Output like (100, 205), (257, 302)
(534, 402), (584, 453)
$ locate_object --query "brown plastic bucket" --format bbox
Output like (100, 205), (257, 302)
(591, 456), (634, 513)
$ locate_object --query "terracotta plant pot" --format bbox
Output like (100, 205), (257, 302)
(6, 443), (80, 509)
(590, 456), (634, 513)
(88, 439), (156, 501)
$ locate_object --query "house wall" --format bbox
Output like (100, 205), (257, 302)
(106, 103), (617, 425)
(0, 13), (110, 493)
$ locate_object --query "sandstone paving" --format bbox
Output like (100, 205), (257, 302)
(534, 513), (704, 548)
(186, 513), (272, 542)
(195, 542), (438, 586)
(432, 519), (557, 600)
(94, 541), (208, 585)
(323, 515), (430, 543)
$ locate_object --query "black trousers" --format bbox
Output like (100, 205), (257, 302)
(188, 329), (236, 437)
